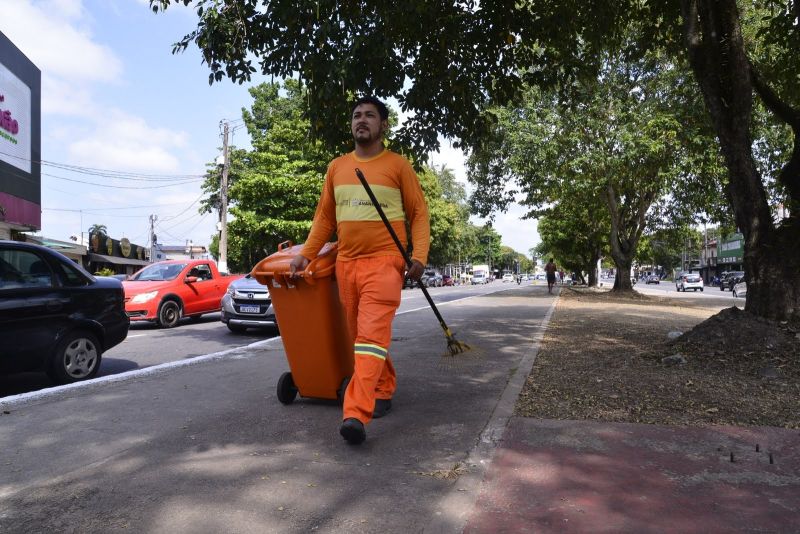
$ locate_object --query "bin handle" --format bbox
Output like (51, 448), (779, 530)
(251, 261), (335, 287)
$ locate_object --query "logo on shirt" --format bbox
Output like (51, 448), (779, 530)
(343, 198), (388, 209)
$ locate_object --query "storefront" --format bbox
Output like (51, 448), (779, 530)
(717, 232), (744, 277)
(87, 232), (150, 276)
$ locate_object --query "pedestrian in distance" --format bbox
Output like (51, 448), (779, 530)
(545, 258), (557, 294)
(289, 96), (431, 446)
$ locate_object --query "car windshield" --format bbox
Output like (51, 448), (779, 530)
(130, 263), (187, 281)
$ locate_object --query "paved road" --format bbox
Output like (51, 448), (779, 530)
(0, 283), (559, 533)
(0, 281), (523, 399)
(632, 280), (746, 304)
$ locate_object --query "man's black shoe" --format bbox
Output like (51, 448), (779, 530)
(339, 418), (366, 445)
(372, 399), (392, 419)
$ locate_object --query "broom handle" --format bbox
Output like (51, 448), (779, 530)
(354, 168), (454, 335)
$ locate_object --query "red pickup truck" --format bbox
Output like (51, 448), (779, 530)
(123, 259), (241, 328)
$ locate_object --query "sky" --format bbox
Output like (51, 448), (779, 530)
(2, 0), (539, 260)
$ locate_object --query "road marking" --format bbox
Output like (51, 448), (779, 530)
(397, 284), (523, 315)
(0, 336), (283, 407)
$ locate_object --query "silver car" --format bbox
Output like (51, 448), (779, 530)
(220, 274), (277, 333)
(732, 280), (747, 299)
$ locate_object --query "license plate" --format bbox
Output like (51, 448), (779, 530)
(239, 305), (260, 314)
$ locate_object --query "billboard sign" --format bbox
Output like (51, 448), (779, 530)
(0, 30), (41, 230)
(0, 60), (31, 173)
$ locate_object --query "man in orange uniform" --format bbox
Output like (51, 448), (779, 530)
(289, 96), (430, 445)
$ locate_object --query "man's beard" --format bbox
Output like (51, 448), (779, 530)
(354, 129), (378, 145)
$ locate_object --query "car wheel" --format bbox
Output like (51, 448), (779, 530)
(277, 371), (298, 404)
(157, 300), (182, 328)
(48, 330), (102, 384)
(700, 288), (703, 292)
(227, 323), (247, 333)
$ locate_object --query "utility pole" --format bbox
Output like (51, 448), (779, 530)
(218, 120), (230, 274)
(149, 214), (157, 263)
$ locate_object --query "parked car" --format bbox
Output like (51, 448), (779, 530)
(0, 240), (129, 383)
(502, 273), (515, 283)
(220, 273), (277, 333)
(645, 275), (661, 284)
(732, 280), (747, 299)
(720, 271), (745, 292)
(403, 275), (419, 289)
(676, 272), (704, 292)
(422, 270), (443, 287)
(123, 259), (242, 328)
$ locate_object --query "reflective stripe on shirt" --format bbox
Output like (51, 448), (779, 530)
(334, 184), (405, 222)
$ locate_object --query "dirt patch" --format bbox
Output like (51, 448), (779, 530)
(516, 287), (800, 428)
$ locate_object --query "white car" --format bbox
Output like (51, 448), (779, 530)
(676, 273), (704, 292)
(471, 274), (487, 284)
(732, 280), (747, 298)
(502, 273), (514, 282)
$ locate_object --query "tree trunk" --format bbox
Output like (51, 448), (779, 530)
(605, 183), (651, 292)
(612, 256), (634, 291)
(682, 0), (800, 321)
(587, 250), (601, 287)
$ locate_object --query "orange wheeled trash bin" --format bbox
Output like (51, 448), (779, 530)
(251, 241), (353, 404)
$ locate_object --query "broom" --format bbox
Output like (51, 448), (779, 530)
(354, 168), (472, 357)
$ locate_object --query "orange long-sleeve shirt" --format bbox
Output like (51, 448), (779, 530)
(301, 149), (430, 265)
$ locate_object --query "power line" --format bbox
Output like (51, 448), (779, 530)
(43, 172), (202, 189)
(44, 200), (192, 212)
(0, 149), (207, 180)
(160, 192), (206, 221)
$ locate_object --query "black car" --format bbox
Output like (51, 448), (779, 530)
(720, 271), (745, 291)
(403, 275), (420, 289)
(0, 240), (129, 383)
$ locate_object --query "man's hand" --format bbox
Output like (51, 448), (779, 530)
(289, 255), (310, 279)
(406, 259), (425, 281)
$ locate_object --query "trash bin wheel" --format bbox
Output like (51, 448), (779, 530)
(277, 372), (298, 404)
(336, 376), (351, 405)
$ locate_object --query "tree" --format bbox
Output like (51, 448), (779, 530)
(201, 81), (335, 271)
(417, 166), (472, 267)
(469, 50), (718, 291)
(87, 224), (107, 237)
(681, 0), (800, 321)
(535, 196), (609, 287)
(152, 0), (799, 320)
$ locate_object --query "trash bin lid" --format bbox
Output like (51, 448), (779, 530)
(251, 241), (338, 285)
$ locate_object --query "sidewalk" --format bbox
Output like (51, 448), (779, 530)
(1, 284), (798, 533)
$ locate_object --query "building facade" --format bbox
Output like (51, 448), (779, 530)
(0, 31), (42, 240)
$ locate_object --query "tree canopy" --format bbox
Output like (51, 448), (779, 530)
(153, 0), (800, 319)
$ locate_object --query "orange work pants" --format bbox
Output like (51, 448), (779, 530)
(336, 255), (406, 424)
